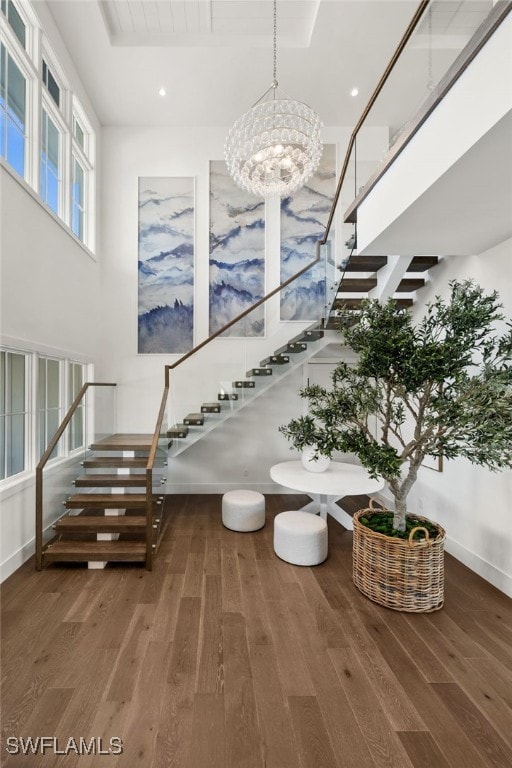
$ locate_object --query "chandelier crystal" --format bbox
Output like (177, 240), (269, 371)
(224, 1), (323, 198)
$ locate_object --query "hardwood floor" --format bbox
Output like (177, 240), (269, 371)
(1, 494), (512, 768)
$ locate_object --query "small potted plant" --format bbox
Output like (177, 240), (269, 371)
(280, 280), (512, 611)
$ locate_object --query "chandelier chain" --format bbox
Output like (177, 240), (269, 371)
(224, 0), (323, 197)
(273, 0), (277, 87)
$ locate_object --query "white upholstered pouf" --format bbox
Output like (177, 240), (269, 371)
(222, 490), (266, 532)
(273, 511), (328, 566)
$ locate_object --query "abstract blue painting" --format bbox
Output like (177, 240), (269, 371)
(280, 144), (336, 320)
(209, 161), (265, 337)
(138, 177), (194, 354)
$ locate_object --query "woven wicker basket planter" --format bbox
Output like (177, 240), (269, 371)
(352, 506), (446, 613)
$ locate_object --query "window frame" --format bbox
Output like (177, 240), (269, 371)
(0, 348), (29, 481)
(0, 1), (96, 251)
(0, 347), (90, 490)
(40, 101), (63, 216)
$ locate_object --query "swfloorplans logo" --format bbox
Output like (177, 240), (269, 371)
(5, 736), (123, 756)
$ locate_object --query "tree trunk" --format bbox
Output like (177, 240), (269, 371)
(393, 494), (407, 531)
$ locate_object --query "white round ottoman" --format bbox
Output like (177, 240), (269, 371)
(274, 511), (328, 566)
(222, 490), (266, 532)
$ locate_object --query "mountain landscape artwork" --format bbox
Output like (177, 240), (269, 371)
(138, 177), (194, 354)
(280, 144), (336, 320)
(209, 161), (265, 337)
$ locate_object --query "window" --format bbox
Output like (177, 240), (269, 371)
(71, 103), (93, 247)
(71, 156), (84, 239)
(0, 5), (96, 250)
(73, 115), (84, 149)
(0, 350), (26, 480)
(40, 108), (60, 214)
(69, 362), (84, 451)
(1, 0), (26, 48)
(0, 349), (90, 485)
(42, 58), (59, 107)
(0, 42), (26, 178)
(38, 357), (60, 458)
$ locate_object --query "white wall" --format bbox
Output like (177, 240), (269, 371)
(377, 239), (512, 597)
(0, 0), (103, 581)
(0, 167), (100, 356)
(0, 167), (102, 581)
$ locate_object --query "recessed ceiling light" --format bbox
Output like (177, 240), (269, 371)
(158, 87), (166, 97)
(350, 87), (359, 97)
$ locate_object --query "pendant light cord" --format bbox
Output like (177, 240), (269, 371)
(272, 0), (278, 89)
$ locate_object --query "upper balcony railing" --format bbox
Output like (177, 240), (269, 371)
(329, 0), (511, 233)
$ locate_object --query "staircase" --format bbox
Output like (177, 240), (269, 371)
(167, 322), (334, 456)
(326, 254), (439, 328)
(41, 434), (166, 568)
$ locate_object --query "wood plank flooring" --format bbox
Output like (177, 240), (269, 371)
(1, 494), (512, 768)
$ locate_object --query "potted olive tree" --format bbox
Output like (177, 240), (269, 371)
(280, 280), (512, 611)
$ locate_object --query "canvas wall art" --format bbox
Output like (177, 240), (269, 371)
(280, 144), (336, 320)
(138, 177), (194, 354)
(209, 161), (265, 337)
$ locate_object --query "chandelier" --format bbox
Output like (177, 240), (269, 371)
(224, 0), (323, 198)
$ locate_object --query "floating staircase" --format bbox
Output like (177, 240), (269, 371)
(167, 322), (337, 456)
(41, 434), (166, 568)
(326, 254), (439, 329)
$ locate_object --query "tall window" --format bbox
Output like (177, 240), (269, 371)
(1, 2), (96, 249)
(40, 108), (60, 214)
(0, 42), (26, 178)
(71, 156), (84, 239)
(38, 357), (60, 458)
(0, 350), (26, 480)
(69, 361), (84, 451)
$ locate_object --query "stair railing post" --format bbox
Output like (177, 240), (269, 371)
(146, 467), (153, 571)
(35, 467), (43, 570)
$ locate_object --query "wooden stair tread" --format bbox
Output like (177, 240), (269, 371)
(201, 403), (221, 413)
(289, 327), (323, 344)
(274, 341), (307, 354)
(65, 493), (148, 509)
(246, 368), (272, 376)
(260, 354), (289, 366)
(334, 297), (413, 309)
(44, 540), (146, 562)
(408, 256), (439, 271)
(83, 457), (148, 469)
(345, 256), (387, 272)
(183, 413), (204, 425)
(340, 278), (377, 292)
(396, 277), (425, 292)
(55, 515), (147, 532)
(90, 433), (153, 451)
(168, 424), (189, 437)
(75, 474), (146, 487)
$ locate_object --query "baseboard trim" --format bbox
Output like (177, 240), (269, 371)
(165, 483), (298, 495)
(370, 492), (512, 598)
(445, 537), (512, 598)
(1, 538), (35, 582)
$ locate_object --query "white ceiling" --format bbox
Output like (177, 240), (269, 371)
(41, 0), (493, 129)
